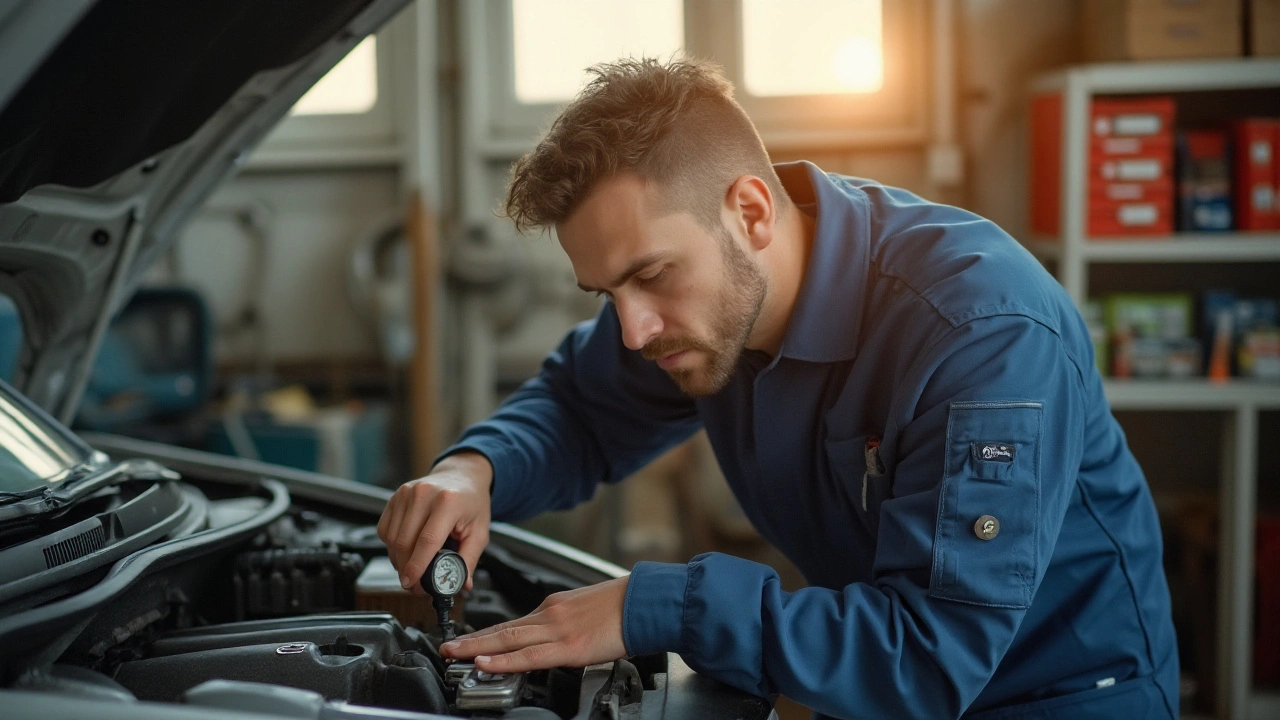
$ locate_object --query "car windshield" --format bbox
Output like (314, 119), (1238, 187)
(0, 380), (91, 493)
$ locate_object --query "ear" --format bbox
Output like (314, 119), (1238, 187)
(724, 174), (776, 251)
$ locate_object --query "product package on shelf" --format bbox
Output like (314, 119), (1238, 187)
(1202, 290), (1280, 379)
(1105, 293), (1198, 378)
(1090, 98), (1176, 236)
(1233, 118), (1280, 230)
(1176, 129), (1233, 231)
(1029, 95), (1178, 238)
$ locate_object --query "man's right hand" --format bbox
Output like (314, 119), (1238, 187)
(377, 451), (493, 594)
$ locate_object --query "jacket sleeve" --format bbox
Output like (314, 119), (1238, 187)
(623, 315), (1088, 719)
(438, 302), (701, 522)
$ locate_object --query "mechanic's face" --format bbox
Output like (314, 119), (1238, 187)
(557, 174), (766, 397)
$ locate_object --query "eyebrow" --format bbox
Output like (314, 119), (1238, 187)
(575, 250), (670, 294)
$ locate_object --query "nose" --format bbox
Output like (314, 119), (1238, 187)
(614, 295), (662, 351)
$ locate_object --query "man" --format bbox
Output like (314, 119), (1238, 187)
(377, 58), (1178, 719)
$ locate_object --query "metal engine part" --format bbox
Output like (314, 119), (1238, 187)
(444, 662), (526, 711)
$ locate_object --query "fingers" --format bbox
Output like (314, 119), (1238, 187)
(441, 620), (555, 660)
(457, 526), (489, 592)
(475, 643), (569, 674)
(385, 484), (426, 579)
(379, 491), (408, 569)
(400, 507), (457, 591)
(377, 464), (492, 593)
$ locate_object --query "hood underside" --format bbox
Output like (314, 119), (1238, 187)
(0, 0), (409, 421)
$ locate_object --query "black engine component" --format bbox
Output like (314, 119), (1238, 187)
(230, 547), (365, 620)
(111, 613), (447, 713)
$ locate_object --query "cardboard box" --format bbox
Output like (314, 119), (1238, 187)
(1083, 0), (1244, 61)
(1249, 0), (1280, 55)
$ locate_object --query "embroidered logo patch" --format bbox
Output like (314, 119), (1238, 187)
(974, 442), (1016, 462)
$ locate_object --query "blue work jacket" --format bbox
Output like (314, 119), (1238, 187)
(446, 161), (1179, 719)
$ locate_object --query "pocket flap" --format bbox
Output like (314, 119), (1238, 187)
(930, 401), (1043, 609)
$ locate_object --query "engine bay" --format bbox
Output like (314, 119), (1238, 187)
(0, 469), (729, 720)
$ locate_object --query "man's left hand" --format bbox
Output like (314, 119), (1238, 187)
(439, 576), (630, 672)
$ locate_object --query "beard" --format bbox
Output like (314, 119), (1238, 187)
(641, 227), (767, 397)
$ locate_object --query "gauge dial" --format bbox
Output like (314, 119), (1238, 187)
(427, 550), (468, 597)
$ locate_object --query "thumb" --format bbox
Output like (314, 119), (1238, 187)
(458, 527), (489, 592)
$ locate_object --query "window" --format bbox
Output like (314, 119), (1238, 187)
(253, 28), (399, 164)
(291, 36), (379, 116)
(512, 0), (684, 104)
(478, 0), (927, 150)
(741, 0), (882, 96)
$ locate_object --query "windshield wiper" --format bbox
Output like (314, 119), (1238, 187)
(0, 457), (104, 507)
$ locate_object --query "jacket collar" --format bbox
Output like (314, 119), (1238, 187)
(773, 160), (869, 363)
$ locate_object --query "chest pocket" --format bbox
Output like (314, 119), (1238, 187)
(930, 400), (1043, 609)
(825, 434), (890, 538)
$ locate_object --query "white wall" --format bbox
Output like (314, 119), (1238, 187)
(158, 167), (400, 364)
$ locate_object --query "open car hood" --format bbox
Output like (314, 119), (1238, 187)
(0, 0), (410, 423)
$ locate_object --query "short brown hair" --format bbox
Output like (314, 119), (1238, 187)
(503, 57), (785, 235)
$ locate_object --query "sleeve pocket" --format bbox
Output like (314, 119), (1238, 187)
(929, 400), (1043, 609)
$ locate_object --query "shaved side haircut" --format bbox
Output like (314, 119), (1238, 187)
(503, 57), (785, 235)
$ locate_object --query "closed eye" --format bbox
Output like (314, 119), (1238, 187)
(634, 266), (668, 287)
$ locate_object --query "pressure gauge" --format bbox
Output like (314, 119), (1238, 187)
(426, 549), (468, 597)
(421, 548), (468, 643)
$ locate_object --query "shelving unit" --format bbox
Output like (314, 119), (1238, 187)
(1028, 234), (1280, 264)
(1029, 58), (1280, 720)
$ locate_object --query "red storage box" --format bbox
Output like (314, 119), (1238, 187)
(1030, 93), (1063, 236)
(1093, 134), (1176, 158)
(1256, 514), (1280, 685)
(1089, 200), (1175, 235)
(1031, 94), (1177, 238)
(1234, 118), (1280, 230)
(1092, 97), (1177, 138)
(1093, 156), (1172, 183)
(1092, 179), (1176, 203)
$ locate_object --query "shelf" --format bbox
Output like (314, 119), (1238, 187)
(1251, 690), (1280, 720)
(1029, 56), (1278, 720)
(1104, 379), (1280, 411)
(1031, 57), (1280, 95)
(1027, 234), (1280, 263)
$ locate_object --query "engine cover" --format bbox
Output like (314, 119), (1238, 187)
(112, 613), (448, 713)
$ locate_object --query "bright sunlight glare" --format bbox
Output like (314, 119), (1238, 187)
(513, 0), (684, 104)
(291, 36), (378, 116)
(743, 0), (883, 96)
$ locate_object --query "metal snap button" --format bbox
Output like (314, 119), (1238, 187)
(974, 515), (1000, 540)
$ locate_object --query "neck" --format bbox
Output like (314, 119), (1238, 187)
(748, 202), (815, 356)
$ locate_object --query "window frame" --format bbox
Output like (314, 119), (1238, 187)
(476, 0), (930, 152)
(250, 23), (403, 166)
